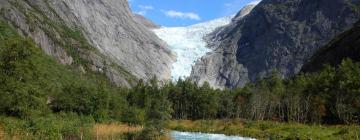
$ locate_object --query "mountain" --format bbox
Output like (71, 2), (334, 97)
(0, 0), (175, 86)
(152, 15), (235, 80)
(190, 0), (360, 89)
(302, 20), (360, 72)
(133, 14), (160, 29)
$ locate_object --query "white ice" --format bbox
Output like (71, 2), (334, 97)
(153, 15), (234, 80)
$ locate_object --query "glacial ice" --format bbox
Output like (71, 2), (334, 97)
(152, 15), (234, 80)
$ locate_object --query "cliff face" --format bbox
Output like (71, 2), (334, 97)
(302, 20), (360, 72)
(0, 0), (174, 86)
(190, 0), (360, 89)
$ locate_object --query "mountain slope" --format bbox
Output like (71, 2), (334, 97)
(0, 0), (174, 86)
(302, 20), (360, 72)
(190, 0), (360, 89)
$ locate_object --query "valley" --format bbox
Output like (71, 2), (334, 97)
(0, 0), (359, 140)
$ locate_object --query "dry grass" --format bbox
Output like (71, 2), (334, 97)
(0, 125), (4, 140)
(92, 123), (142, 139)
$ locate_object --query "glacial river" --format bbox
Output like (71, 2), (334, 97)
(170, 131), (256, 140)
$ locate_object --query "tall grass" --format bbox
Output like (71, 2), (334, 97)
(0, 125), (4, 140)
(0, 117), (146, 140)
(92, 123), (142, 139)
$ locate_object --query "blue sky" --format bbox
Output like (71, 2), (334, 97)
(129, 0), (260, 27)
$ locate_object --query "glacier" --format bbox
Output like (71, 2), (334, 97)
(152, 15), (234, 80)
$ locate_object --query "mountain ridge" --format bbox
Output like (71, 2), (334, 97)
(301, 20), (360, 72)
(0, 0), (175, 86)
(190, 0), (360, 89)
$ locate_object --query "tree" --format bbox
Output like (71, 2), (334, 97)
(334, 59), (360, 123)
(0, 38), (49, 118)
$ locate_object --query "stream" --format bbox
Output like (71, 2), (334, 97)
(170, 131), (256, 140)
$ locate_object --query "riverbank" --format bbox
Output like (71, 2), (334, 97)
(168, 119), (360, 140)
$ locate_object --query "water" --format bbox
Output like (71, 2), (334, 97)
(170, 131), (256, 140)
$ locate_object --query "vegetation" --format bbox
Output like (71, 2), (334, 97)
(92, 123), (142, 139)
(125, 58), (359, 139)
(152, 59), (360, 125)
(0, 19), (170, 139)
(0, 114), (94, 139)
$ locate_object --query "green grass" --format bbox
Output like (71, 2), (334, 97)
(168, 119), (360, 140)
(0, 114), (94, 140)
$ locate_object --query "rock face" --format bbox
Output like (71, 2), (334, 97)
(190, 4), (258, 89)
(302, 20), (360, 72)
(133, 14), (160, 29)
(0, 0), (175, 86)
(190, 0), (360, 89)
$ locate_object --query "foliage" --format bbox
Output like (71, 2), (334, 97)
(0, 17), (173, 139)
(143, 59), (360, 125)
(0, 22), (50, 118)
(131, 78), (173, 139)
(0, 113), (94, 140)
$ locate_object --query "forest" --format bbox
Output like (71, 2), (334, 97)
(0, 18), (359, 139)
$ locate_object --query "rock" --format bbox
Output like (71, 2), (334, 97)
(190, 3), (258, 89)
(0, 0), (175, 86)
(302, 20), (360, 72)
(190, 0), (360, 89)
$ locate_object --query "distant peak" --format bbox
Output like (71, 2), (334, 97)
(248, 0), (262, 6)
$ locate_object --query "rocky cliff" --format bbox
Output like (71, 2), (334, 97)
(190, 0), (360, 89)
(302, 20), (360, 72)
(0, 0), (174, 86)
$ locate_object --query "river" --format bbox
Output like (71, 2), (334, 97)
(170, 131), (256, 140)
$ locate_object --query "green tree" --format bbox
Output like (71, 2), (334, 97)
(140, 77), (172, 139)
(0, 37), (49, 118)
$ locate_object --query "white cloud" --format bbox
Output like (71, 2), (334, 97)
(135, 11), (147, 15)
(224, 3), (232, 7)
(134, 5), (154, 16)
(138, 5), (154, 10)
(162, 10), (201, 20)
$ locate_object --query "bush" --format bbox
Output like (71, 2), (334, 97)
(0, 113), (94, 139)
(122, 107), (145, 125)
